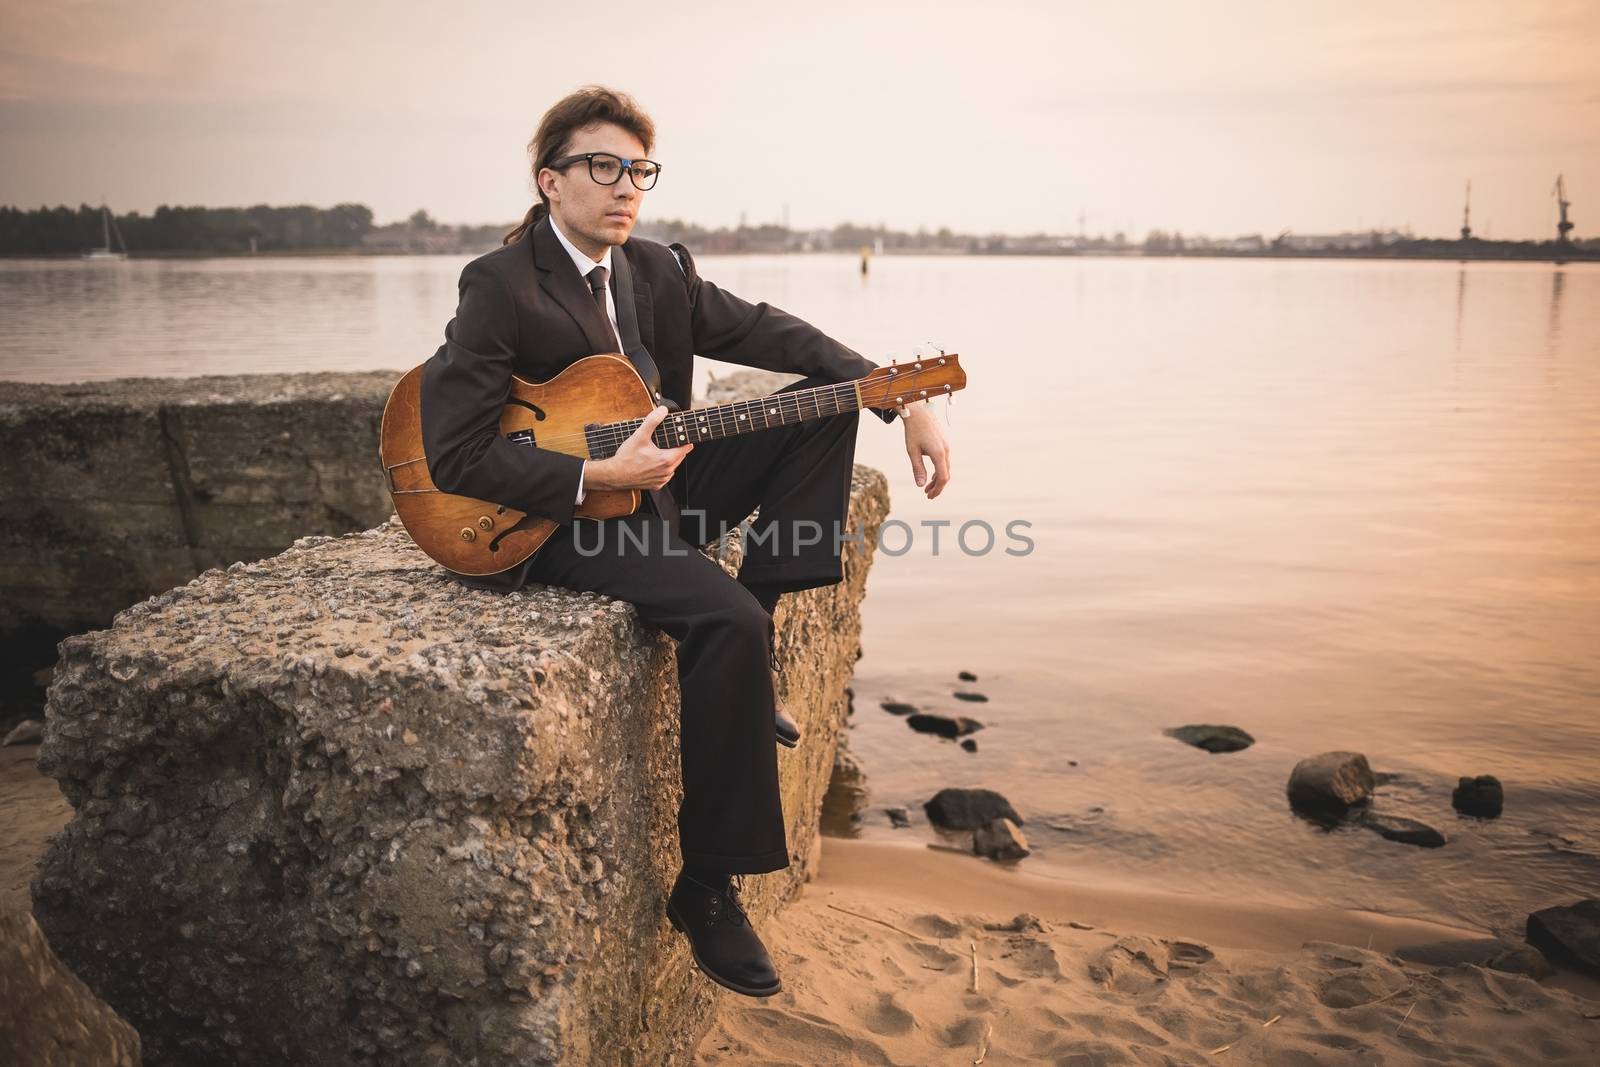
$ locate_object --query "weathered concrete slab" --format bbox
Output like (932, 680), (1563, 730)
(0, 372), (398, 639)
(32, 464), (889, 1066)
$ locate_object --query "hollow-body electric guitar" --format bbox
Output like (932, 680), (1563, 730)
(380, 352), (967, 575)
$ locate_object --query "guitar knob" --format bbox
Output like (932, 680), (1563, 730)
(478, 516), (494, 531)
(459, 528), (477, 542)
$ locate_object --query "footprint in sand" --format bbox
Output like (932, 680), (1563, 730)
(907, 940), (960, 969)
(1087, 935), (1171, 994)
(1000, 935), (1064, 980)
(856, 992), (917, 1036)
(937, 1016), (987, 1048)
(1163, 939), (1215, 972)
(908, 913), (962, 939)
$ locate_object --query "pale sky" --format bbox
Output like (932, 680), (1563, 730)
(1, 0), (1596, 240)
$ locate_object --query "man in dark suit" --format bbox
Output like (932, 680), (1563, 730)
(419, 86), (950, 998)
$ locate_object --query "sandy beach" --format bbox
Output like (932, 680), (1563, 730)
(698, 838), (1600, 1065)
(5, 741), (1596, 1065)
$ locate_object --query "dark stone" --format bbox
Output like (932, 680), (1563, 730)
(1360, 812), (1446, 848)
(973, 818), (1029, 861)
(923, 787), (1023, 830)
(1287, 751), (1375, 815)
(1164, 723), (1255, 753)
(958, 671), (978, 682)
(885, 807), (910, 829)
(880, 701), (918, 716)
(960, 739), (978, 753)
(1452, 775), (1503, 818)
(906, 713), (984, 739)
(1526, 899), (1600, 976)
(952, 691), (988, 703)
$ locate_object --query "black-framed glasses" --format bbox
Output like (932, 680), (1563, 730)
(548, 151), (662, 191)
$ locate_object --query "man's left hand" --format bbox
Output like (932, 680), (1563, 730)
(902, 404), (952, 499)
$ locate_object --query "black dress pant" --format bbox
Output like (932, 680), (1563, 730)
(520, 377), (861, 874)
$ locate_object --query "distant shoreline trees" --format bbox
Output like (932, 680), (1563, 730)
(0, 203), (376, 256)
(2, 202), (1590, 260)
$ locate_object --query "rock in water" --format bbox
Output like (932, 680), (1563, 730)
(1452, 774), (1504, 818)
(952, 691), (988, 703)
(1287, 751), (1375, 816)
(923, 787), (1022, 830)
(879, 701), (918, 716)
(1360, 812), (1446, 848)
(905, 713), (984, 739)
(960, 738), (978, 753)
(1163, 723), (1254, 753)
(1526, 899), (1600, 976)
(973, 818), (1030, 861)
(0, 909), (142, 1066)
(958, 670), (978, 682)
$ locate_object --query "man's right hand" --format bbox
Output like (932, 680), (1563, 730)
(582, 405), (693, 491)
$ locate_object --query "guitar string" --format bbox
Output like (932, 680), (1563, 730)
(515, 382), (858, 454)
(508, 368), (953, 455)
(518, 380), (863, 454)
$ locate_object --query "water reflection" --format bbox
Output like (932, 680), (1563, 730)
(1547, 268), (1566, 359)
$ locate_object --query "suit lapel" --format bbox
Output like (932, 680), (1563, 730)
(531, 217), (617, 355)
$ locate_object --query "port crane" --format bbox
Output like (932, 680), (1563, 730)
(1554, 175), (1574, 244)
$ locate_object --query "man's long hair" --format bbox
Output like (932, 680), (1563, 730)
(503, 86), (657, 245)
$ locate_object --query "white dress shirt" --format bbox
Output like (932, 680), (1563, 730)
(548, 217), (626, 504)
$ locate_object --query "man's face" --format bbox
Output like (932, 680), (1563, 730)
(539, 121), (649, 259)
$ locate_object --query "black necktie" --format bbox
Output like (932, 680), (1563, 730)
(586, 263), (680, 533)
(585, 265), (612, 348)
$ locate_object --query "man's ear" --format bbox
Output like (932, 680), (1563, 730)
(536, 168), (557, 203)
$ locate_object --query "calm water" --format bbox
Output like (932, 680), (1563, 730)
(3, 253), (1597, 939)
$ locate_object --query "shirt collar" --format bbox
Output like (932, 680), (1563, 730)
(548, 216), (613, 280)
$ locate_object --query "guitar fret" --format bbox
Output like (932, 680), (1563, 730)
(598, 383), (863, 459)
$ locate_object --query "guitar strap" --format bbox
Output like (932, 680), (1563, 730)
(608, 243), (681, 533)
(608, 244), (670, 409)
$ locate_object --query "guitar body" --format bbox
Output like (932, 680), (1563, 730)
(382, 349), (966, 576)
(380, 354), (654, 576)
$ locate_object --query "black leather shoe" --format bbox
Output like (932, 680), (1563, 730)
(666, 870), (782, 998)
(774, 707), (800, 748)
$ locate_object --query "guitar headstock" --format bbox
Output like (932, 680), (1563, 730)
(858, 353), (967, 411)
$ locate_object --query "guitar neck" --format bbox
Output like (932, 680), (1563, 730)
(586, 380), (864, 459)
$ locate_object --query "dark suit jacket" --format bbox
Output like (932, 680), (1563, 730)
(420, 215), (888, 529)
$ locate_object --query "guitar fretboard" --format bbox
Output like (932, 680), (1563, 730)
(584, 381), (863, 459)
